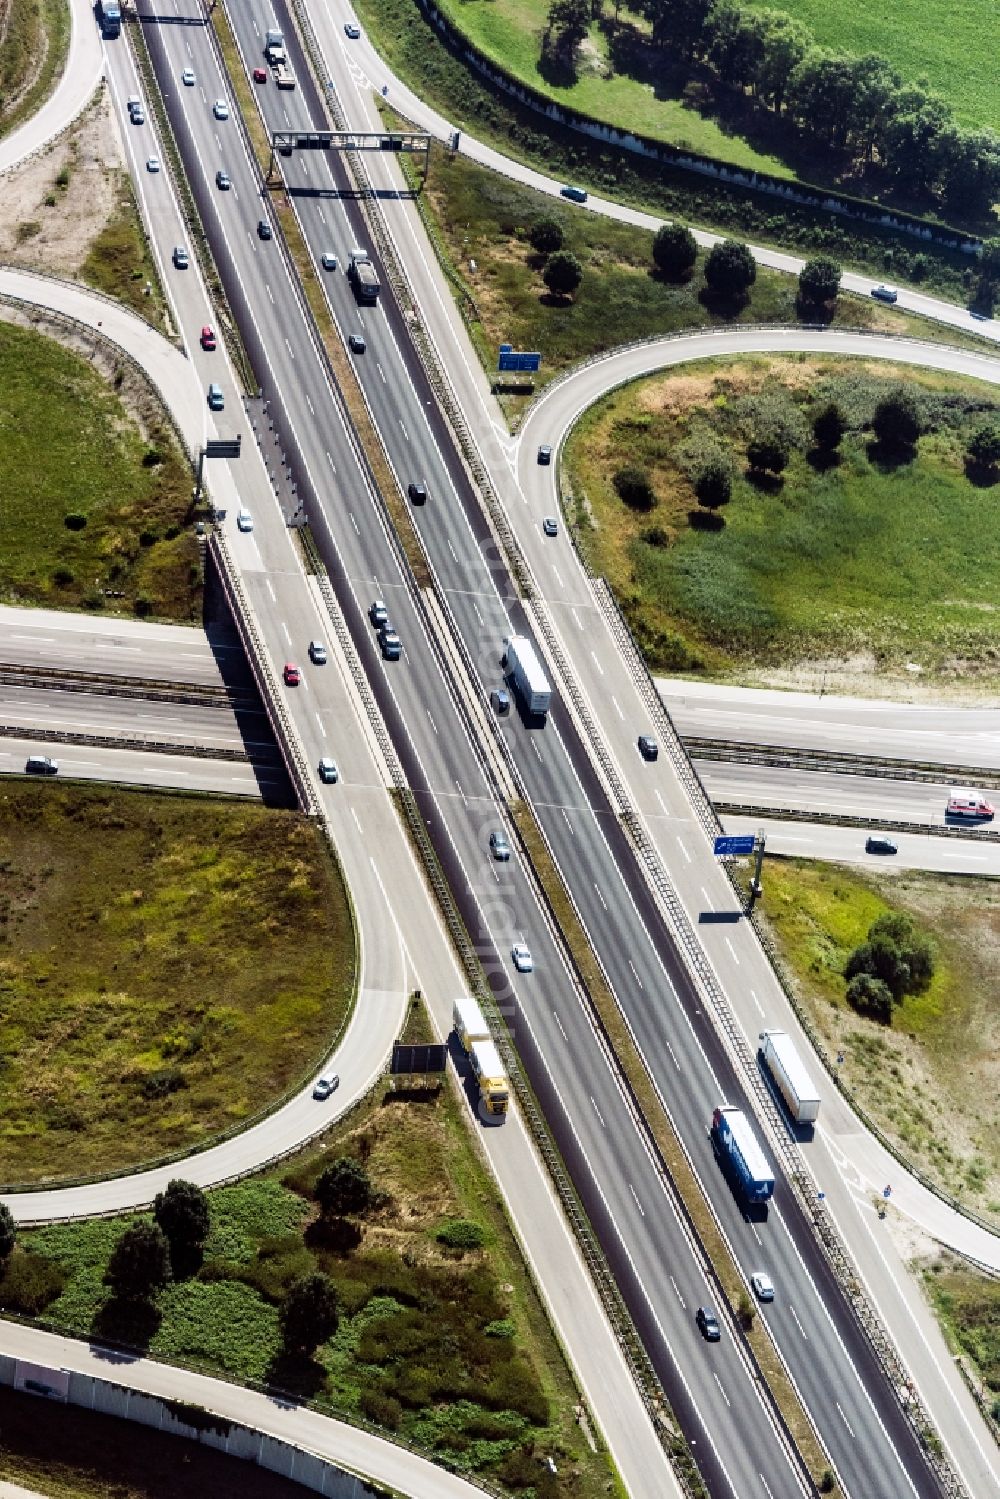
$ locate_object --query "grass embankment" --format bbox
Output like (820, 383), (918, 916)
(0, 320), (199, 619)
(0, 0), (70, 144)
(743, 0), (997, 134)
(429, 0), (790, 177)
(0, 1384), (320, 1499)
(0, 784), (356, 1184)
(564, 355), (1000, 679)
(758, 857), (1000, 1225)
(924, 1256), (1000, 1422)
(355, 0), (979, 305)
(82, 171), (168, 327)
(5, 1085), (616, 1498)
(406, 141), (987, 425)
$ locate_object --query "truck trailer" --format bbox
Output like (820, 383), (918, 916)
(347, 250), (380, 304)
(272, 61), (296, 88)
(759, 1030), (820, 1124)
(452, 997), (508, 1117)
(711, 1106), (774, 1203)
(502, 635), (551, 717)
(97, 0), (121, 37)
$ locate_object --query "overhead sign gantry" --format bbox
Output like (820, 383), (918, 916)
(267, 128), (431, 185)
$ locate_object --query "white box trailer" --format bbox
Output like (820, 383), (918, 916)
(759, 1030), (821, 1124)
(453, 996), (489, 1052)
(503, 635), (551, 717)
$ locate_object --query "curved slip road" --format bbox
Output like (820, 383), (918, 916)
(0, 0), (103, 175)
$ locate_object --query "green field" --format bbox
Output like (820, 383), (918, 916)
(0, 784), (356, 1184)
(759, 859), (1000, 1224)
(7, 1086), (615, 1497)
(743, 0), (998, 133)
(925, 1256), (1000, 1408)
(565, 355), (1000, 678)
(0, 321), (199, 619)
(83, 171), (169, 327)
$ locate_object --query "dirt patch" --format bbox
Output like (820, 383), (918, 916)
(0, 85), (121, 273)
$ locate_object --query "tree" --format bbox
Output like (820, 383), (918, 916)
(315, 1157), (374, 1219)
(0, 1203), (15, 1263)
(613, 465), (656, 511)
(694, 455), (733, 508)
(280, 1273), (340, 1357)
(153, 1179), (210, 1261)
(872, 386), (921, 450)
(812, 401), (847, 450)
(542, 249), (583, 299)
(105, 1223), (170, 1302)
(703, 239), (756, 299)
(652, 223), (697, 279)
(868, 913), (934, 991)
(967, 420), (1000, 471)
(980, 238), (1000, 282)
(746, 426), (791, 475)
(643, 0), (712, 55)
(545, 0), (590, 60)
(798, 256), (842, 305)
(845, 973), (894, 1023)
(529, 216), (564, 256)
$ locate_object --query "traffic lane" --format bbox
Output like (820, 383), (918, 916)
(720, 815), (1000, 876)
(0, 683), (253, 751)
(659, 678), (1000, 770)
(0, 608), (238, 686)
(696, 760), (998, 830)
(0, 738), (264, 796)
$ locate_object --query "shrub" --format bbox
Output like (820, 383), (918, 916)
(746, 427), (791, 474)
(55, 167), (70, 188)
(52, 567), (75, 587)
(640, 524), (669, 547)
(872, 386), (921, 450)
(280, 1273), (340, 1356)
(64, 512), (87, 530)
(542, 249), (583, 298)
(105, 1223), (171, 1301)
(613, 465), (656, 511)
(694, 455), (733, 508)
(315, 1157), (374, 1219)
(0, 1204), (15, 1262)
(529, 216), (563, 255)
(704, 239), (756, 298)
(845, 973), (894, 1022)
(139, 529), (159, 547)
(967, 420), (1000, 471)
(142, 447), (164, 467)
(154, 1180), (210, 1260)
(360, 1388), (402, 1430)
(868, 912), (935, 991)
(652, 222), (697, 279)
(140, 1066), (186, 1100)
(0, 1250), (66, 1314)
(436, 1219), (485, 1250)
(798, 256), (842, 304)
(812, 401), (847, 450)
(134, 595), (154, 618)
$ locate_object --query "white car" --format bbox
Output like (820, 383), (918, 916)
(751, 1272), (775, 1302)
(511, 943), (533, 973)
(146, 156), (161, 172)
(321, 251), (337, 270)
(236, 509), (253, 532)
(344, 21), (361, 38)
(213, 100), (229, 120)
(182, 68), (195, 85)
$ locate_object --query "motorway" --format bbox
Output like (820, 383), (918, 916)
(2, 39), (679, 1499)
(0, 7), (996, 1499)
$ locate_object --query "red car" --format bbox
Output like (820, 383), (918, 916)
(283, 663), (300, 686)
(253, 67), (267, 83)
(200, 325), (216, 351)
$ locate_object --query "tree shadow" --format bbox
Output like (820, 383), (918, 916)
(807, 446), (842, 473)
(744, 469), (785, 494)
(795, 295), (836, 326)
(687, 508), (725, 531)
(866, 437), (917, 471)
(304, 1215), (363, 1254)
(538, 290), (575, 308)
(168, 1242), (205, 1281)
(91, 1297), (162, 1352)
(698, 285), (750, 321)
(964, 459), (1000, 488)
(536, 41), (580, 89)
(649, 264), (696, 287)
(264, 1349), (329, 1403)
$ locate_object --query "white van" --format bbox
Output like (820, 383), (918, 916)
(947, 788), (995, 819)
(312, 1072), (339, 1100)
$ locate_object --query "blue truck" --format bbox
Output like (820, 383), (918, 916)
(711, 1106), (774, 1204)
(97, 0), (121, 36)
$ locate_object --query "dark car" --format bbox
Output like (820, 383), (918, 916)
(560, 185), (588, 203)
(696, 1306), (721, 1342)
(216, 169), (231, 190)
(491, 687), (511, 716)
(258, 218), (272, 240)
(407, 481), (427, 505)
(871, 284), (898, 304)
(25, 755), (58, 775)
(638, 734), (659, 761)
(865, 834), (898, 855)
(348, 333), (366, 354)
(537, 444), (553, 465)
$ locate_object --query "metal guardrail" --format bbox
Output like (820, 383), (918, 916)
(685, 736), (1000, 792)
(0, 662), (252, 710)
(0, 722), (247, 762)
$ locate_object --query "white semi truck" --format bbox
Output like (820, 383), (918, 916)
(453, 997), (508, 1119)
(502, 635), (551, 717)
(759, 1029), (821, 1124)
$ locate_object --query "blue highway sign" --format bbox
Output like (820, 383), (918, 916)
(498, 344), (542, 373)
(713, 834), (756, 857)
